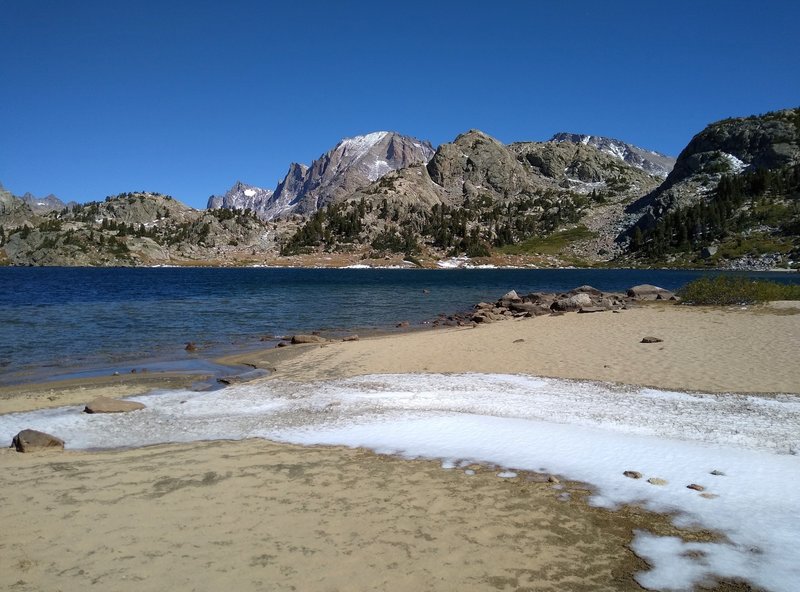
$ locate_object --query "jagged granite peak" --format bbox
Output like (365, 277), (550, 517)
(257, 131), (435, 219)
(550, 133), (676, 178)
(207, 181), (274, 212)
(626, 107), (800, 232)
(20, 192), (66, 213)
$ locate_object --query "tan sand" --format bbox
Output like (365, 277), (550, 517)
(1, 303), (796, 591)
(0, 373), (202, 415)
(234, 302), (800, 394)
(0, 439), (707, 592)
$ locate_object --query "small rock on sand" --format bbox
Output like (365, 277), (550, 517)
(342, 335), (359, 342)
(11, 429), (64, 453)
(641, 336), (664, 343)
(623, 471), (643, 479)
(290, 334), (327, 344)
(84, 396), (146, 414)
(547, 475), (560, 484)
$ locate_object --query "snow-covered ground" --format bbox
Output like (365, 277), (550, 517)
(2, 373), (798, 591)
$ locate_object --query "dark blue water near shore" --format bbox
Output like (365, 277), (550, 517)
(1, 267), (798, 385)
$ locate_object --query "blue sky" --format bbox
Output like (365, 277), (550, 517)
(1, 0), (798, 209)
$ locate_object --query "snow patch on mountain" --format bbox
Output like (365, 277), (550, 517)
(550, 132), (676, 178)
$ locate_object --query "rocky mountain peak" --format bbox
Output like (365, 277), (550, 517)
(252, 131), (434, 220)
(625, 107), (800, 234)
(207, 181), (274, 212)
(19, 192), (65, 213)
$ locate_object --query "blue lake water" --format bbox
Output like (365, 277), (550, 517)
(1, 267), (798, 385)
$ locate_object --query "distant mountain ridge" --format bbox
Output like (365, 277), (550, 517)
(208, 131), (435, 220)
(207, 181), (274, 213)
(549, 133), (676, 178)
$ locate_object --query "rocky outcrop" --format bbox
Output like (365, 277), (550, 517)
(84, 396), (146, 414)
(460, 284), (677, 325)
(549, 133), (676, 178)
(11, 429), (64, 452)
(0, 183), (38, 228)
(627, 108), (800, 231)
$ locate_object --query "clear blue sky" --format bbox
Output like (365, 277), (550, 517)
(2, 0), (798, 209)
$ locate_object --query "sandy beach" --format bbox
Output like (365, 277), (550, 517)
(230, 301), (800, 394)
(2, 302), (799, 591)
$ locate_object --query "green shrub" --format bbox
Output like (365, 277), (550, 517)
(677, 276), (800, 305)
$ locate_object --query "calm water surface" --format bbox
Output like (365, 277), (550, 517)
(1, 267), (798, 385)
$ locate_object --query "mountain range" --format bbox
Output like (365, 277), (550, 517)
(208, 131), (435, 220)
(2, 107), (798, 269)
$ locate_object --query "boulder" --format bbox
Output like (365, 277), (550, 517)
(701, 245), (718, 259)
(523, 292), (555, 305)
(500, 290), (520, 301)
(551, 293), (593, 312)
(571, 285), (602, 296)
(12, 429), (64, 453)
(290, 334), (327, 344)
(84, 396), (146, 414)
(627, 284), (675, 301)
(509, 301), (539, 313)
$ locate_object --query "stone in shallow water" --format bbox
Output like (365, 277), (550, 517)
(647, 477), (668, 486)
(687, 483), (706, 491)
(623, 470), (643, 479)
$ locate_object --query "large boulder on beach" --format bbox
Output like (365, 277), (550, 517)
(551, 293), (593, 312)
(84, 396), (146, 414)
(290, 334), (327, 344)
(12, 429), (64, 453)
(627, 284), (676, 301)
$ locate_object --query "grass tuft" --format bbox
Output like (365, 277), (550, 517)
(677, 276), (800, 305)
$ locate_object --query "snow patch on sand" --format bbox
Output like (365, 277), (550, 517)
(2, 373), (798, 591)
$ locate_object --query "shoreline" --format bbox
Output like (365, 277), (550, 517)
(2, 301), (799, 591)
(3, 300), (799, 417)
